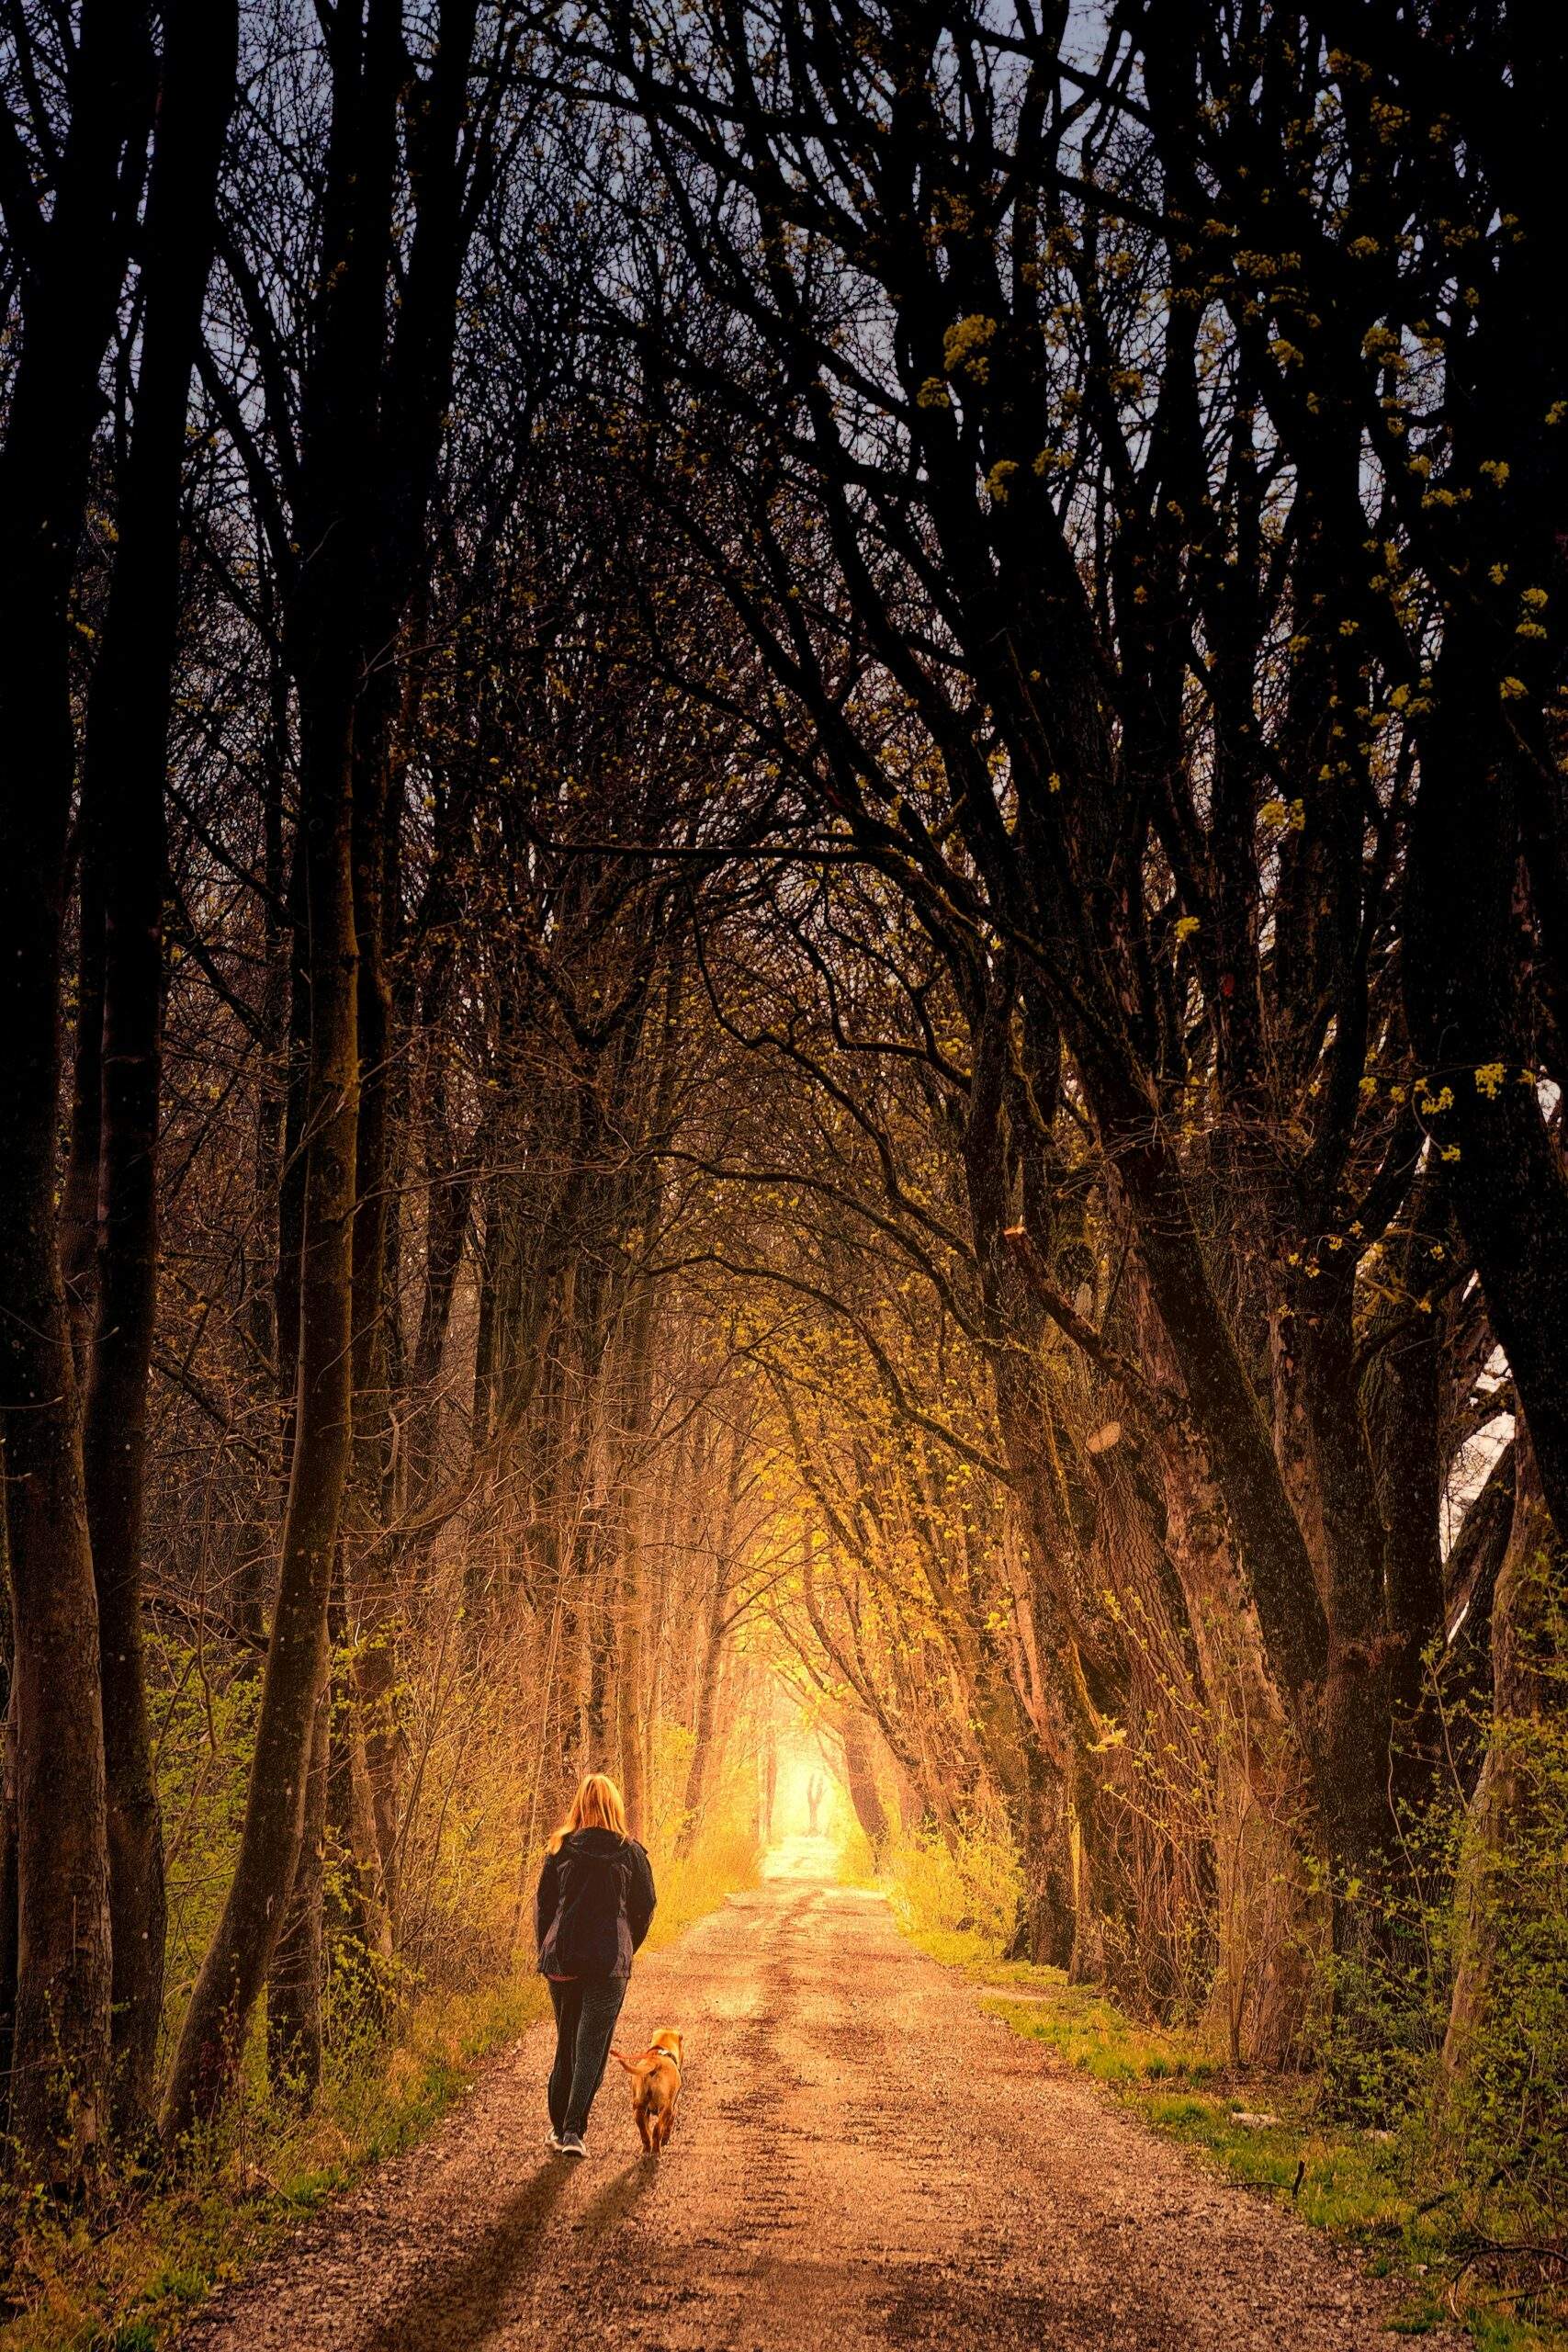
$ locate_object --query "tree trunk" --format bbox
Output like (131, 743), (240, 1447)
(0, 1682), (18, 2106)
(839, 1710), (891, 1862)
(961, 985), (1086, 1965)
(77, 0), (239, 2142)
(161, 0), (405, 2143)
(325, 1650), (392, 2020)
(615, 1543), (649, 1839)
(345, 684), (403, 1935)
(677, 1575), (727, 1853)
(0, 0), (155, 2183)
(266, 1686), (329, 2103)
(234, 640), (293, 1663)
(276, 823), (311, 1418)
(353, 1631), (401, 1944)
(409, 1133), (473, 1506)
(614, 1293), (658, 1839)
(1130, 1268), (1315, 2060)
(761, 1725), (778, 1847)
(161, 664), (360, 2142)
(676, 1415), (744, 1853)
(578, 1567), (611, 1781)
(1361, 1271), (1447, 1716)
(1014, 1739), (1075, 1969)
(1265, 1241), (1408, 1895)
(62, 875), (106, 1368)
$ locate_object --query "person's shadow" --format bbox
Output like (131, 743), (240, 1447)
(362, 2154), (660, 2351)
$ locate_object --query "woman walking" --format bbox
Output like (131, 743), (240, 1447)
(535, 1771), (656, 2156)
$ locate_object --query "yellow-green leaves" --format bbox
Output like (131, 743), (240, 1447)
(942, 314), (997, 382)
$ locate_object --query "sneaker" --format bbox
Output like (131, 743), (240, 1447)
(558, 2132), (588, 2158)
(545, 2128), (564, 2151)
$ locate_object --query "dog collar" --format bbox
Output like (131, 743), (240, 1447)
(649, 2049), (681, 2076)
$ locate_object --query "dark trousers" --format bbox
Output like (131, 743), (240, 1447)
(547, 1976), (627, 2139)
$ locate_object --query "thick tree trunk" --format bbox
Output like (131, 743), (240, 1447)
(1014, 1740), (1075, 1970)
(961, 985), (1086, 1964)
(76, 0), (239, 2141)
(839, 1710), (891, 1862)
(1080, 1057), (1331, 1680)
(0, 1068), (114, 2179)
(0, 980), (115, 2177)
(1269, 1286), (1401, 1886)
(0, 0), (155, 2183)
(276, 825), (311, 1417)
(1063, 1037), (1416, 1917)
(162, 0), (408, 2143)
(1125, 1265), (1316, 2058)
(1361, 1291), (1447, 1715)
(161, 686), (360, 2143)
(576, 1568), (610, 1781)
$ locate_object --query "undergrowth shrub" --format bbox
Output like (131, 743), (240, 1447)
(152, 1635), (263, 2040)
(885, 1814), (1022, 1959)
(646, 1820), (761, 1947)
(1312, 1789), (1462, 2130)
(1443, 1713), (1568, 2228)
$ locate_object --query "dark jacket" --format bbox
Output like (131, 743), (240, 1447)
(535, 1826), (656, 1981)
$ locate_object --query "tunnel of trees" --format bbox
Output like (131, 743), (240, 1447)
(0, 0), (1563, 2303)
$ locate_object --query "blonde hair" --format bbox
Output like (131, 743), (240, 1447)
(547, 1771), (628, 1853)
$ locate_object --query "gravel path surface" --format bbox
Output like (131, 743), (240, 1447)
(182, 1840), (1458, 2351)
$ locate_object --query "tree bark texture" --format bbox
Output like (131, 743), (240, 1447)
(77, 0), (240, 2140)
(839, 1710), (891, 1862)
(160, 682), (359, 2143)
(161, 0), (401, 2144)
(678, 1574), (728, 1853)
(0, 0), (155, 2180)
(265, 1686), (330, 2103)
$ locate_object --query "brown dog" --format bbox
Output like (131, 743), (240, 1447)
(610, 2029), (684, 2153)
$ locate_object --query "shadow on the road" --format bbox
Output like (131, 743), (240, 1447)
(575, 2150), (662, 2241)
(361, 2153), (660, 2351)
(361, 2161), (572, 2352)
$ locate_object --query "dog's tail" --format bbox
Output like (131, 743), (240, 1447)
(609, 2046), (637, 2072)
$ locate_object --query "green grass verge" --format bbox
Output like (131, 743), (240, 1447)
(0, 1830), (761, 2352)
(900, 1926), (1564, 2352)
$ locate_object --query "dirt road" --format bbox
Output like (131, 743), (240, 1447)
(184, 1841), (1452, 2350)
